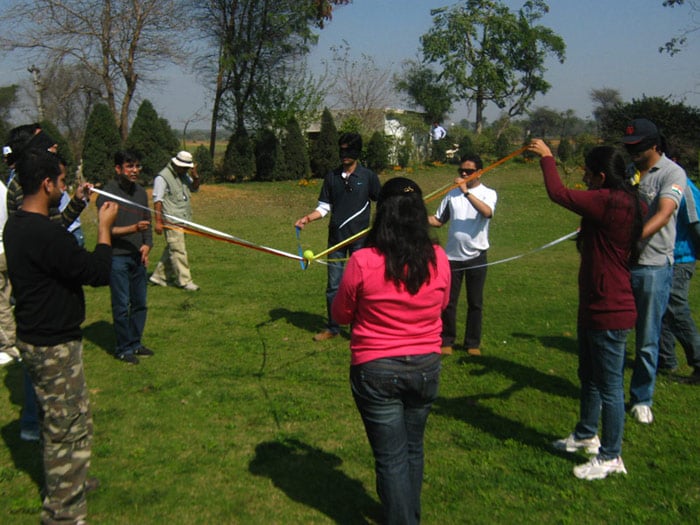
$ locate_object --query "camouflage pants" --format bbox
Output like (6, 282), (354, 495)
(18, 339), (92, 525)
(0, 253), (16, 351)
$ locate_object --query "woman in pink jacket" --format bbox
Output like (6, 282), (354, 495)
(332, 177), (450, 525)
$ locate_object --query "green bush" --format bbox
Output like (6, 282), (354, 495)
(282, 117), (309, 180)
(82, 103), (121, 185)
(192, 145), (214, 184)
(126, 100), (179, 185)
(223, 129), (255, 182)
(254, 128), (283, 182)
(365, 131), (389, 173)
(310, 107), (339, 178)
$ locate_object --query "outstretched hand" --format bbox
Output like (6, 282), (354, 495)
(528, 139), (553, 158)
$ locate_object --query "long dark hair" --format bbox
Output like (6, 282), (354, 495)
(583, 146), (644, 263)
(365, 177), (437, 294)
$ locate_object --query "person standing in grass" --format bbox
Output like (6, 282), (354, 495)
(621, 119), (686, 424)
(149, 151), (201, 291)
(529, 139), (644, 480)
(4, 147), (117, 524)
(428, 153), (497, 356)
(332, 177), (450, 523)
(295, 132), (381, 342)
(96, 150), (154, 365)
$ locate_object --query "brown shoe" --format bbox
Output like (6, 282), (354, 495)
(467, 348), (482, 356)
(440, 346), (453, 355)
(313, 330), (337, 342)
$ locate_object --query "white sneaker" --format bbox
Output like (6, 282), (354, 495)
(553, 433), (601, 454)
(20, 429), (40, 442)
(149, 275), (168, 287)
(631, 404), (654, 424)
(573, 456), (627, 480)
(0, 352), (13, 366)
(182, 282), (200, 292)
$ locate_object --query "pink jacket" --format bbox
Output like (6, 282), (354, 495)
(332, 245), (451, 365)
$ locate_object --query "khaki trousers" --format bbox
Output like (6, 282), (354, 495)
(151, 228), (193, 287)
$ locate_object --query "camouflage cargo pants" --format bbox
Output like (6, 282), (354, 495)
(18, 339), (92, 525)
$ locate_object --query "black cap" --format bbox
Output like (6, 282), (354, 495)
(621, 118), (659, 145)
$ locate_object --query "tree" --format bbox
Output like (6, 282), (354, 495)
(192, 145), (214, 184)
(365, 131), (389, 173)
(0, 84), (19, 142)
(190, 0), (333, 158)
(527, 106), (562, 138)
(126, 100), (179, 184)
(420, 0), (565, 134)
(310, 107), (339, 178)
(326, 44), (395, 133)
(254, 128), (283, 182)
(223, 129), (255, 182)
(282, 117), (309, 180)
(598, 95), (700, 176)
(590, 87), (623, 128)
(394, 60), (453, 123)
(0, 0), (188, 140)
(660, 0), (699, 55)
(39, 120), (76, 181)
(36, 64), (103, 158)
(82, 104), (122, 185)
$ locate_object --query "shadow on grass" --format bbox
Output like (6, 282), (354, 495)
(249, 438), (381, 524)
(433, 354), (580, 453)
(511, 331), (578, 355)
(262, 308), (327, 335)
(1, 362), (43, 490)
(82, 320), (115, 358)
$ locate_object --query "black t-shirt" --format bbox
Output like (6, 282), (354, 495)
(4, 210), (112, 345)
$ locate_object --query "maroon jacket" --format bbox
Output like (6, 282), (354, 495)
(541, 156), (639, 330)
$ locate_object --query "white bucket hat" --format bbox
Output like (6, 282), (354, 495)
(172, 150), (194, 168)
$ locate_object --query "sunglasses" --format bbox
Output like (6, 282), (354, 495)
(458, 168), (478, 176)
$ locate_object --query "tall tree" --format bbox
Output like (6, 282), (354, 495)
(420, 0), (565, 134)
(126, 100), (179, 184)
(82, 103), (122, 185)
(310, 107), (339, 178)
(282, 117), (309, 180)
(326, 44), (395, 133)
(590, 87), (623, 128)
(0, 0), (188, 140)
(0, 85), (19, 141)
(394, 60), (453, 123)
(190, 0), (345, 158)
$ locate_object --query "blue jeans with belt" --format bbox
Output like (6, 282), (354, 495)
(574, 328), (629, 459)
(350, 353), (441, 525)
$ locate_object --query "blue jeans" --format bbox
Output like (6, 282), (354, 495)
(110, 254), (148, 357)
(441, 253), (487, 348)
(350, 353), (441, 525)
(630, 264), (673, 406)
(20, 365), (40, 434)
(574, 328), (629, 459)
(325, 239), (364, 333)
(659, 262), (700, 370)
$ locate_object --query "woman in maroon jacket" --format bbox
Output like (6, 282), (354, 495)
(529, 139), (645, 480)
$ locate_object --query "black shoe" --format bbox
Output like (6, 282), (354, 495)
(116, 352), (139, 364)
(676, 368), (700, 385)
(134, 346), (154, 357)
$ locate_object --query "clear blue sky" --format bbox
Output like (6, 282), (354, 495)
(2, 0), (699, 130)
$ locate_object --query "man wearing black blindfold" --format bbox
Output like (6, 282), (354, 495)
(295, 132), (381, 341)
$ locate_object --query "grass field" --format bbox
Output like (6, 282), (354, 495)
(1, 161), (700, 524)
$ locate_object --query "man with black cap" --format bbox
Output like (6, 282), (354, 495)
(622, 118), (686, 424)
(149, 150), (200, 291)
(295, 132), (381, 341)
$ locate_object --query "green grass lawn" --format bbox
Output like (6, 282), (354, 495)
(2, 161), (700, 524)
